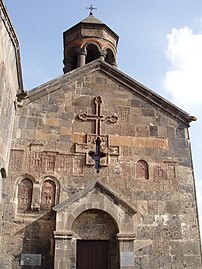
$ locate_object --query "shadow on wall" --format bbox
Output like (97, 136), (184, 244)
(10, 210), (56, 269)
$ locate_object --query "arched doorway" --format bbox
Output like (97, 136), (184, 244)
(72, 209), (119, 269)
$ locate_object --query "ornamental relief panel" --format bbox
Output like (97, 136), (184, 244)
(17, 178), (33, 211)
(10, 148), (84, 176)
(40, 180), (56, 211)
(136, 160), (149, 179)
(17, 177), (59, 213)
(153, 163), (167, 180)
(126, 161), (178, 192)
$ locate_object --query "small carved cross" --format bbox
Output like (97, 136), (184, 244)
(86, 4), (97, 15)
(78, 96), (118, 136)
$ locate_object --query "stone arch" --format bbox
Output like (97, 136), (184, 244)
(15, 174), (36, 197)
(16, 174), (36, 185)
(64, 45), (80, 72)
(85, 43), (100, 64)
(136, 160), (149, 179)
(40, 176), (60, 210)
(67, 203), (122, 233)
(72, 209), (119, 239)
(105, 48), (116, 65)
(72, 209), (120, 269)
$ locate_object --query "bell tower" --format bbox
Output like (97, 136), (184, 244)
(63, 12), (119, 73)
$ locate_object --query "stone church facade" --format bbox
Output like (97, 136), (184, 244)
(0, 1), (202, 268)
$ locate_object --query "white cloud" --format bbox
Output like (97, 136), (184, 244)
(164, 25), (202, 109)
(163, 23), (202, 240)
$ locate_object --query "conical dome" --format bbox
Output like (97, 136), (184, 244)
(63, 14), (119, 73)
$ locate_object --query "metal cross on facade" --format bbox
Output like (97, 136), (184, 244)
(89, 136), (106, 173)
(86, 4), (97, 15)
(78, 96), (118, 136)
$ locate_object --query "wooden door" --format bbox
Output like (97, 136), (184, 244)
(77, 240), (108, 269)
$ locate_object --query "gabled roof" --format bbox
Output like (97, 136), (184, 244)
(20, 59), (196, 126)
(53, 181), (136, 214)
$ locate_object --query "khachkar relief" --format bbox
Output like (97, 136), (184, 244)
(18, 178), (33, 211)
(9, 147), (83, 176)
(75, 96), (119, 172)
(40, 180), (56, 211)
(127, 162), (179, 192)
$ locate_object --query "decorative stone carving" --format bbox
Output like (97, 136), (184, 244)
(40, 180), (56, 211)
(118, 107), (130, 123)
(121, 162), (131, 179)
(154, 139), (168, 149)
(136, 160), (149, 179)
(18, 178), (33, 211)
(44, 153), (55, 173)
(25, 149), (73, 175)
(130, 179), (179, 192)
(75, 134), (119, 167)
(31, 152), (43, 173)
(78, 96), (118, 136)
(9, 149), (24, 172)
(154, 163), (166, 180)
(58, 154), (72, 173)
(75, 96), (120, 171)
(73, 156), (84, 176)
(121, 146), (132, 157)
(167, 164), (176, 179)
(162, 225), (182, 240)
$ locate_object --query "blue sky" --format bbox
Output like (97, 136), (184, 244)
(4, 0), (202, 233)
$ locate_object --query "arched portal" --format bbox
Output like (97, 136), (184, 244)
(72, 209), (119, 269)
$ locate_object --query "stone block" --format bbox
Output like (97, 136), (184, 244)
(46, 118), (59, 126)
(35, 129), (51, 140)
(19, 117), (38, 129)
(166, 200), (181, 214)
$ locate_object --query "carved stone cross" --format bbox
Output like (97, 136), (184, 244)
(75, 96), (119, 169)
(78, 96), (118, 136)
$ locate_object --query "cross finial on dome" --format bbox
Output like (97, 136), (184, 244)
(86, 4), (97, 16)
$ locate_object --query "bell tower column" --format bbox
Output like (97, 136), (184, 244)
(78, 48), (87, 67)
(100, 50), (106, 61)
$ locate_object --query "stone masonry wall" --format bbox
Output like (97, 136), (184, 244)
(2, 67), (202, 268)
(0, 1), (22, 188)
(0, 2), (23, 268)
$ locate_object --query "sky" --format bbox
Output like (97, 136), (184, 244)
(4, 0), (202, 234)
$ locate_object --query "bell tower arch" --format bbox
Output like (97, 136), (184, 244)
(63, 13), (119, 73)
